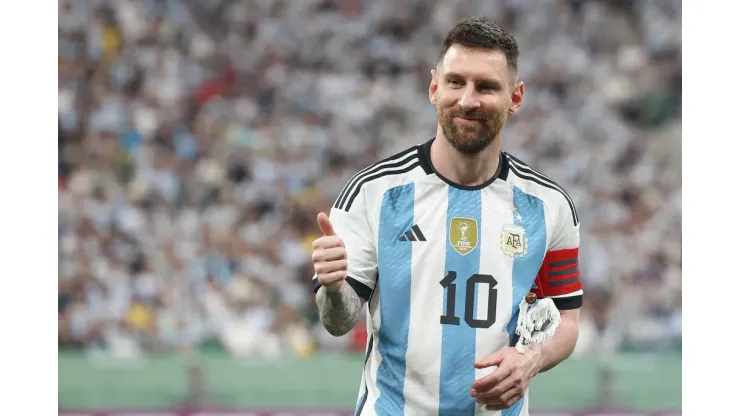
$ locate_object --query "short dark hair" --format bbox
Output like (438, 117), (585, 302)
(437, 17), (519, 73)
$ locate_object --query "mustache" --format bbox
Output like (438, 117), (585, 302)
(448, 109), (488, 121)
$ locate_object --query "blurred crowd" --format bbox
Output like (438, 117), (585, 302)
(58, 0), (681, 359)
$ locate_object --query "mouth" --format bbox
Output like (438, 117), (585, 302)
(454, 116), (481, 123)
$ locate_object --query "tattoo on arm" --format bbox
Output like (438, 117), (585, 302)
(316, 282), (363, 337)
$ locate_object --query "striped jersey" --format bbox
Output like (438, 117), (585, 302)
(313, 139), (583, 416)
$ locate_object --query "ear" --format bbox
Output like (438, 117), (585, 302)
(509, 80), (524, 116)
(429, 69), (438, 105)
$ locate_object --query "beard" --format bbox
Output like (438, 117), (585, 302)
(438, 105), (507, 155)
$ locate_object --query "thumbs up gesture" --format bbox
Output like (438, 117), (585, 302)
(312, 212), (348, 291)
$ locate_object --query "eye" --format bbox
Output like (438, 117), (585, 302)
(448, 79), (464, 87)
(478, 84), (500, 93)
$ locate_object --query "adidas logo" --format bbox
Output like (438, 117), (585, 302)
(399, 225), (427, 242)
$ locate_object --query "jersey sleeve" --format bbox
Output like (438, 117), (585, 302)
(312, 185), (378, 301)
(531, 195), (582, 310)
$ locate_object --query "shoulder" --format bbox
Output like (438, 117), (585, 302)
(502, 152), (579, 226)
(333, 143), (427, 212)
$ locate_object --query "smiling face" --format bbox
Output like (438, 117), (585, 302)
(430, 44), (524, 155)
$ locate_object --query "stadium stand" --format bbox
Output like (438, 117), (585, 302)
(58, 0), (680, 413)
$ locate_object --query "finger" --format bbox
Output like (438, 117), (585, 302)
(483, 386), (524, 411)
(498, 385), (524, 407)
(317, 212), (336, 236)
(472, 365), (512, 392)
(473, 375), (517, 400)
(474, 394), (506, 409)
(312, 236), (345, 250)
(314, 260), (348, 276)
(318, 270), (346, 286)
(312, 247), (347, 263)
(474, 350), (507, 369)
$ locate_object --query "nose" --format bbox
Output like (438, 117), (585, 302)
(458, 84), (481, 112)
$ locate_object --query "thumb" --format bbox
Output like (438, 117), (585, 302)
(474, 350), (507, 369)
(317, 212), (336, 236)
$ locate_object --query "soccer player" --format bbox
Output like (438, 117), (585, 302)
(311, 17), (582, 416)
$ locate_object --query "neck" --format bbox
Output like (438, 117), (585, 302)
(431, 127), (502, 187)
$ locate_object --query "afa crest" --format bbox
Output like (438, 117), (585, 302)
(449, 217), (478, 256)
(501, 224), (528, 258)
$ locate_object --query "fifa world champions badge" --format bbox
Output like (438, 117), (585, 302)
(514, 292), (561, 354)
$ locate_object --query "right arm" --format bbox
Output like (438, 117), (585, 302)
(315, 282), (363, 337)
(312, 184), (378, 338)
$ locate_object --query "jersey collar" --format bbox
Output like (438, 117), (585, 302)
(417, 138), (510, 191)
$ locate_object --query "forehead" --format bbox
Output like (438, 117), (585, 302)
(438, 44), (510, 81)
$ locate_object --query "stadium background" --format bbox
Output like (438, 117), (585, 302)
(58, 0), (681, 415)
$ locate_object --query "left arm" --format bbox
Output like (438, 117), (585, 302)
(526, 191), (584, 374)
(471, 307), (581, 410)
(525, 308), (580, 375)
(472, 190), (584, 409)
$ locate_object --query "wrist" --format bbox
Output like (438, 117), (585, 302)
(523, 344), (545, 378)
(323, 280), (345, 293)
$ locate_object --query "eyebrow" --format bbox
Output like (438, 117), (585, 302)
(444, 72), (503, 86)
(444, 72), (504, 89)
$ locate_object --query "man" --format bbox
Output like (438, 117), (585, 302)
(311, 17), (582, 416)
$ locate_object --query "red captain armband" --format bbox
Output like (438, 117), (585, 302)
(531, 248), (583, 309)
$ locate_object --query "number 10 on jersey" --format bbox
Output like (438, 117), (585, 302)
(439, 271), (498, 329)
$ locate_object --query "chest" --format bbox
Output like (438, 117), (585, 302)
(371, 181), (551, 346)
(375, 183), (549, 278)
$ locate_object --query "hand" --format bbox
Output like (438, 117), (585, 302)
(470, 347), (541, 410)
(312, 212), (347, 291)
